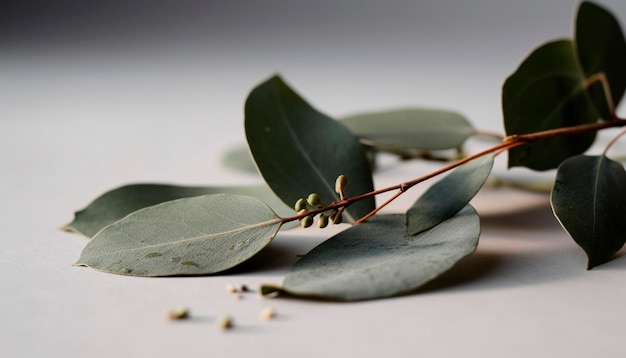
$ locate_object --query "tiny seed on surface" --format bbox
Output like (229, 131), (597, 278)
(167, 307), (189, 320)
(226, 283), (238, 293)
(217, 315), (233, 330)
(240, 284), (249, 292)
(260, 307), (276, 320)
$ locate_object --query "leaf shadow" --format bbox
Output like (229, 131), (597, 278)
(415, 250), (504, 294)
(419, 203), (588, 293)
(219, 238), (307, 276)
(479, 201), (559, 232)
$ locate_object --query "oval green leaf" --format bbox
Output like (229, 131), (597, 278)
(576, 1), (626, 119)
(63, 183), (294, 238)
(74, 194), (283, 276)
(340, 107), (474, 151)
(245, 75), (375, 223)
(263, 206), (479, 301)
(406, 154), (493, 235)
(502, 39), (599, 170)
(551, 155), (626, 269)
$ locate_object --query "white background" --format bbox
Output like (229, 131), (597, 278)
(2, 1), (626, 357)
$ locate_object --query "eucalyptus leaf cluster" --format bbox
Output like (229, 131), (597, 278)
(63, 1), (626, 301)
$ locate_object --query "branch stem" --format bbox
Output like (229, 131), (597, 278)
(281, 117), (626, 225)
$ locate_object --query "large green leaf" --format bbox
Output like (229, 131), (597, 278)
(406, 154), (493, 235)
(551, 155), (626, 269)
(63, 184), (294, 238)
(74, 194), (282, 276)
(340, 108), (474, 151)
(245, 75), (375, 223)
(502, 39), (599, 170)
(576, 1), (626, 119)
(262, 206), (479, 301)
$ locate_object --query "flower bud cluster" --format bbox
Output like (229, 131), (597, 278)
(294, 175), (348, 229)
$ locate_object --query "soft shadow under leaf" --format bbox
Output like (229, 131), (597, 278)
(551, 155), (626, 269)
(63, 183), (294, 238)
(406, 154), (493, 235)
(75, 194), (283, 276)
(262, 206), (479, 301)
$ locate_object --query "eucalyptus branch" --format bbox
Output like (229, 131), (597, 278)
(283, 116), (626, 227)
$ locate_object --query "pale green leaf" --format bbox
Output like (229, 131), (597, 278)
(262, 206), (479, 301)
(63, 184), (294, 238)
(551, 155), (626, 269)
(245, 75), (375, 223)
(502, 39), (599, 170)
(74, 194), (282, 276)
(406, 154), (493, 235)
(340, 107), (474, 151)
(221, 146), (259, 174)
(576, 1), (626, 119)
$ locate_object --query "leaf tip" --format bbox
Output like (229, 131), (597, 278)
(260, 284), (283, 297)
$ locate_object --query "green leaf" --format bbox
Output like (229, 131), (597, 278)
(262, 206), (479, 301)
(406, 154), (493, 235)
(221, 146), (259, 174)
(75, 194), (282, 276)
(576, 1), (626, 119)
(340, 107), (474, 151)
(245, 75), (375, 222)
(63, 184), (294, 238)
(502, 39), (599, 170)
(551, 155), (626, 269)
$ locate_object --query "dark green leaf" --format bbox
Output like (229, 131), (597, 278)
(502, 39), (599, 170)
(245, 75), (375, 223)
(406, 154), (493, 235)
(340, 108), (474, 151)
(576, 1), (626, 119)
(262, 206), (479, 301)
(551, 155), (626, 268)
(75, 194), (282, 276)
(63, 184), (294, 238)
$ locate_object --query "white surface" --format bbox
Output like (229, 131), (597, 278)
(3, 1), (626, 357)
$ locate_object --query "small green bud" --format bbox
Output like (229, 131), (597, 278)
(335, 175), (347, 194)
(318, 214), (329, 228)
(297, 209), (309, 216)
(294, 198), (307, 211)
(330, 211), (343, 225)
(306, 193), (322, 206)
(301, 216), (314, 228)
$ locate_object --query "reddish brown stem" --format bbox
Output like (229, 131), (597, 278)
(281, 117), (626, 226)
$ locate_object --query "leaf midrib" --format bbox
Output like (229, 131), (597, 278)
(81, 218), (282, 260)
(271, 87), (355, 222)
